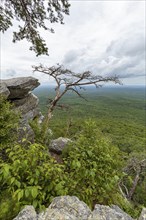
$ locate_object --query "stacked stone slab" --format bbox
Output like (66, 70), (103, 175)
(0, 77), (42, 141)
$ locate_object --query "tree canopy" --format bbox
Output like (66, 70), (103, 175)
(0, 0), (70, 56)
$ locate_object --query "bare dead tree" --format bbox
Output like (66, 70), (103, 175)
(32, 63), (122, 145)
(119, 157), (146, 201)
(33, 63), (121, 124)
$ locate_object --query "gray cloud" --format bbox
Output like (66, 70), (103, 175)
(103, 32), (145, 78)
(106, 33), (145, 58)
(62, 28), (145, 81)
(4, 69), (17, 78)
(1, 1), (145, 85)
(63, 49), (85, 64)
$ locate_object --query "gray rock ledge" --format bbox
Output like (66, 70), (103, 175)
(13, 195), (145, 220)
(2, 77), (40, 99)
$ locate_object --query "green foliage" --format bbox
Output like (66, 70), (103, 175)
(29, 117), (52, 146)
(0, 96), (20, 161)
(0, 192), (20, 220)
(0, 143), (67, 219)
(62, 120), (124, 208)
(34, 86), (146, 154)
(0, 92), (144, 219)
(112, 193), (141, 218)
(121, 152), (146, 207)
(0, 117), (143, 219)
(0, 0), (70, 55)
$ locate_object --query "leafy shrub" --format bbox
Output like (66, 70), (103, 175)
(0, 192), (20, 220)
(0, 96), (20, 161)
(62, 120), (124, 208)
(112, 193), (141, 218)
(0, 101), (141, 220)
(0, 143), (67, 219)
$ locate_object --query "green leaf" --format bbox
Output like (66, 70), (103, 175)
(55, 182), (63, 191)
(25, 188), (30, 198)
(17, 190), (24, 201)
(22, 138), (26, 142)
(114, 175), (119, 182)
(29, 178), (35, 184)
(10, 177), (15, 185)
(76, 161), (81, 168)
(3, 164), (10, 175)
(47, 183), (54, 192)
(32, 200), (38, 208)
(14, 180), (21, 188)
(31, 187), (38, 199)
(35, 169), (40, 177)
(87, 150), (92, 157)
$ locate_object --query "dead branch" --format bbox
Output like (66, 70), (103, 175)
(33, 63), (121, 122)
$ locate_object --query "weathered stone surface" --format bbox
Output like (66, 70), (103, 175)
(22, 108), (41, 122)
(139, 208), (146, 220)
(38, 196), (92, 220)
(18, 123), (35, 142)
(13, 93), (39, 114)
(13, 206), (37, 220)
(88, 204), (133, 220)
(2, 77), (40, 99)
(0, 82), (10, 98)
(18, 109), (42, 142)
(38, 209), (77, 220)
(1, 77), (41, 142)
(49, 137), (72, 154)
(14, 196), (144, 220)
(111, 205), (134, 219)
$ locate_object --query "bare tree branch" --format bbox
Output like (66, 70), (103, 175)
(33, 63), (121, 123)
(119, 155), (146, 201)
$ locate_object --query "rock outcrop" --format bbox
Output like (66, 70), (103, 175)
(88, 204), (133, 220)
(13, 196), (145, 220)
(39, 196), (91, 220)
(0, 82), (10, 97)
(49, 137), (72, 154)
(139, 208), (146, 220)
(13, 206), (37, 220)
(1, 77), (40, 99)
(0, 77), (42, 141)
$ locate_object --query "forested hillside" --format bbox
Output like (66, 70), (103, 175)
(1, 83), (145, 219)
(34, 85), (145, 153)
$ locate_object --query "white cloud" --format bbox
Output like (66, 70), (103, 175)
(1, 0), (145, 85)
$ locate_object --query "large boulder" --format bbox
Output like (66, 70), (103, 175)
(88, 204), (133, 220)
(14, 196), (144, 220)
(13, 93), (39, 114)
(2, 77), (40, 99)
(41, 196), (91, 220)
(0, 77), (41, 142)
(14, 196), (91, 220)
(18, 110), (43, 142)
(49, 137), (72, 154)
(0, 82), (10, 98)
(13, 206), (37, 220)
(22, 109), (41, 122)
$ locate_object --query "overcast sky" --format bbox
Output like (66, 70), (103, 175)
(1, 0), (145, 85)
